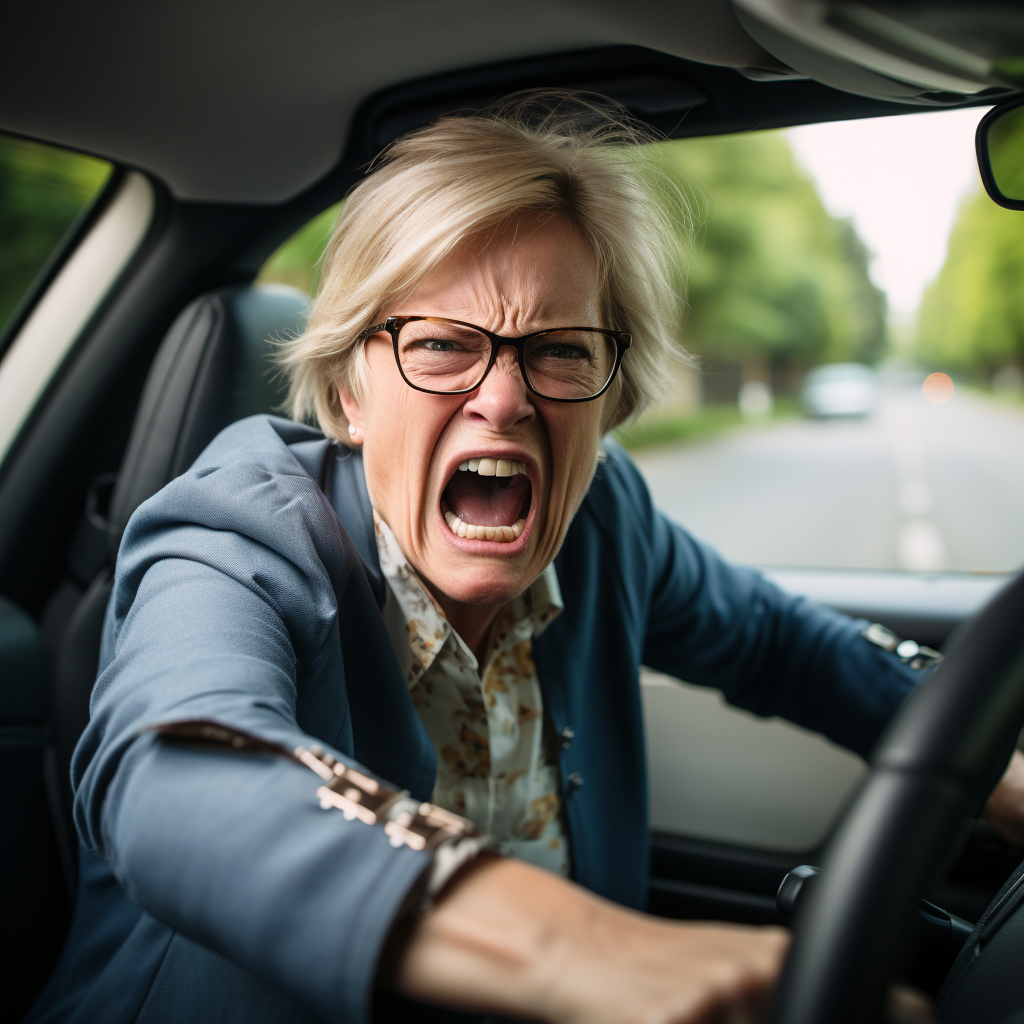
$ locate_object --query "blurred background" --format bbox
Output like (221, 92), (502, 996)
(3, 107), (1023, 573)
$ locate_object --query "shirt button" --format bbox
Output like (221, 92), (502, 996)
(560, 726), (575, 749)
(566, 772), (584, 794)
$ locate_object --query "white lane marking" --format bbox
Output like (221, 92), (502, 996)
(885, 396), (947, 571)
(897, 478), (933, 516)
(898, 519), (947, 571)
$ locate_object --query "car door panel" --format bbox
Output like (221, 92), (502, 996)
(644, 670), (866, 851)
(0, 596), (70, 1020)
(646, 570), (1021, 926)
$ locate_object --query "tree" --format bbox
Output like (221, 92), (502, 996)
(256, 202), (342, 295)
(651, 131), (887, 386)
(916, 188), (1024, 376)
(257, 130), (886, 398)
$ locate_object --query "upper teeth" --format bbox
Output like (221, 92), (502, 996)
(458, 458), (527, 477)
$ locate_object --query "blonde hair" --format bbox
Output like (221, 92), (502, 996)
(281, 91), (689, 439)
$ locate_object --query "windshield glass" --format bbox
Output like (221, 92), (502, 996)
(629, 108), (1024, 575)
(260, 108), (1024, 574)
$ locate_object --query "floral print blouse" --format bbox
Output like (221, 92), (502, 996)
(374, 513), (570, 877)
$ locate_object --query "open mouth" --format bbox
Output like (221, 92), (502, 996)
(440, 457), (533, 543)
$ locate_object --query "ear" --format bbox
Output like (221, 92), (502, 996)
(338, 384), (363, 428)
(338, 384), (365, 441)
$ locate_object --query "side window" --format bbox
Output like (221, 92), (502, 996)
(256, 202), (342, 296)
(0, 135), (111, 335)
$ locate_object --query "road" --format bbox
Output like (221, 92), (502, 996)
(631, 386), (1024, 574)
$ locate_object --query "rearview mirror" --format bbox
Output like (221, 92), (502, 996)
(977, 99), (1024, 211)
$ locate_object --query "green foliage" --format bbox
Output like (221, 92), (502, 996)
(614, 398), (798, 451)
(0, 135), (110, 330)
(254, 132), (883, 380)
(0, 125), (879, 388)
(256, 203), (343, 295)
(651, 132), (887, 370)
(916, 187), (1024, 375)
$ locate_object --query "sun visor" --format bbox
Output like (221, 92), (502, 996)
(732, 0), (1023, 105)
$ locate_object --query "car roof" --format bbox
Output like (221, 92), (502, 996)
(0, 0), (1009, 204)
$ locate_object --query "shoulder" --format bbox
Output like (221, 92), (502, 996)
(589, 437), (657, 514)
(576, 436), (658, 541)
(126, 415), (333, 543)
(113, 415), (346, 611)
(559, 437), (663, 593)
(190, 413), (331, 484)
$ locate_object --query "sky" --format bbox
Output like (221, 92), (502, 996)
(786, 107), (989, 325)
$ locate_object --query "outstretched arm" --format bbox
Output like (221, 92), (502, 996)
(81, 446), (786, 1024)
(592, 442), (923, 759)
(388, 856), (788, 1024)
(87, 550), (787, 1024)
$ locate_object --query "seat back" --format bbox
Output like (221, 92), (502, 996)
(48, 283), (311, 890)
(107, 284), (311, 553)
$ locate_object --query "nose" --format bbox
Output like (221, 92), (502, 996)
(461, 346), (535, 432)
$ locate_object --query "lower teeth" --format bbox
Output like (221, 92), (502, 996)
(444, 511), (525, 542)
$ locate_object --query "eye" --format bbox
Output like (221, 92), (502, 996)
(404, 333), (485, 354)
(535, 343), (590, 362)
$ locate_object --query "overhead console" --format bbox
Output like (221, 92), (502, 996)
(734, 0), (1024, 105)
(312, 42), (939, 204)
(352, 47), (711, 153)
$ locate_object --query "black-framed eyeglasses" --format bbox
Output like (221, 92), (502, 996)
(358, 315), (631, 403)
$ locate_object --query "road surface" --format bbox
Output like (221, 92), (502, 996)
(631, 386), (1024, 574)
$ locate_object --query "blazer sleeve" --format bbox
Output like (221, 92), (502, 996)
(72, 456), (431, 1024)
(603, 443), (921, 759)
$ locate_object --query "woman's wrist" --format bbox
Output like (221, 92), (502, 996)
(386, 854), (789, 1024)
(388, 855), (578, 1019)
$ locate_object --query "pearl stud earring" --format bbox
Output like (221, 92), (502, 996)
(348, 425), (357, 436)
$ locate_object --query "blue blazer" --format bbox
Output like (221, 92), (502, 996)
(29, 415), (918, 1024)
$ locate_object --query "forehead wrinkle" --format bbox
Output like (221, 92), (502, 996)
(492, 253), (601, 333)
(400, 216), (602, 333)
(416, 269), (573, 333)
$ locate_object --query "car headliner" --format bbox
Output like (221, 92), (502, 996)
(0, 0), (981, 204)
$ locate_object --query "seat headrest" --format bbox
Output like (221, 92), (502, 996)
(108, 285), (310, 549)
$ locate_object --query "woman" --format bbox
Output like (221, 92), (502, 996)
(31, 95), (1024, 1024)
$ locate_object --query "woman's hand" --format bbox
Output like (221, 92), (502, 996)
(388, 856), (789, 1024)
(983, 748), (1024, 846)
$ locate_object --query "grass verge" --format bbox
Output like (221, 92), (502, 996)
(615, 399), (799, 452)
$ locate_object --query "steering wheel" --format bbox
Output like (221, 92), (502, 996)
(767, 570), (1024, 1024)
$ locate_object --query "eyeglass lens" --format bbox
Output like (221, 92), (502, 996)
(396, 319), (616, 399)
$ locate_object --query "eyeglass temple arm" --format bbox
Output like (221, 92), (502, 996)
(357, 322), (389, 342)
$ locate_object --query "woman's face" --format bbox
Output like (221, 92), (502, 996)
(339, 214), (610, 610)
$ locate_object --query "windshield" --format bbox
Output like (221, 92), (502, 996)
(629, 108), (1024, 575)
(259, 107), (1024, 574)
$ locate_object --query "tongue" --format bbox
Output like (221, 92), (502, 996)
(443, 472), (531, 527)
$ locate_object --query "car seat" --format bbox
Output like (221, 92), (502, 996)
(8, 283), (310, 1020)
(46, 284), (310, 902)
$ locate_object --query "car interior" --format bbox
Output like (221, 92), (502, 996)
(3, 2), (1024, 1022)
